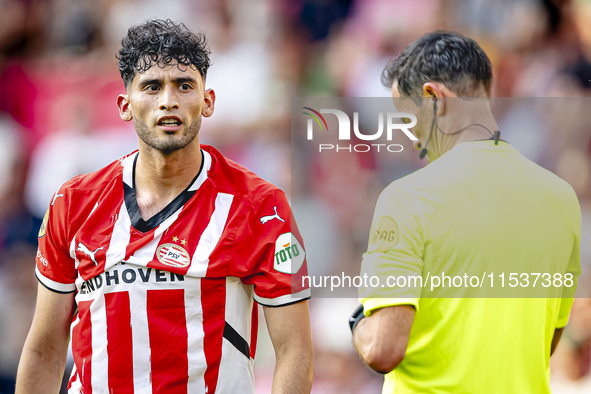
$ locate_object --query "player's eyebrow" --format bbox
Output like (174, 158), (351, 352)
(138, 78), (161, 89)
(138, 77), (198, 89)
(172, 77), (198, 85)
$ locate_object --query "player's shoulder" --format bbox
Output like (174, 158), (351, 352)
(59, 151), (134, 195)
(203, 144), (285, 204)
(46, 152), (134, 230)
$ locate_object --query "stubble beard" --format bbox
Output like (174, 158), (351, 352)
(134, 117), (201, 155)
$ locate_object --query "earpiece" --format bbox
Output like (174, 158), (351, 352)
(419, 95), (438, 159)
(419, 146), (428, 159)
(418, 93), (501, 159)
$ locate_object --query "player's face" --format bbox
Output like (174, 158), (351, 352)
(119, 63), (215, 155)
(391, 82), (431, 150)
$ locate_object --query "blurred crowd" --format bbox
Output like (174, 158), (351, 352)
(0, 0), (590, 393)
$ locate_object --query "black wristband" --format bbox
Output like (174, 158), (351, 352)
(349, 304), (366, 333)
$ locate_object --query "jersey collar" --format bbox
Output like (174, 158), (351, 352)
(121, 149), (212, 233)
(451, 139), (514, 152)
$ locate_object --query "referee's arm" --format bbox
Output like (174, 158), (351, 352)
(353, 305), (415, 374)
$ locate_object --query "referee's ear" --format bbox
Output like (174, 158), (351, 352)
(422, 83), (450, 116)
(117, 94), (133, 122)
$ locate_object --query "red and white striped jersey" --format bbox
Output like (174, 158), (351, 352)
(35, 144), (310, 394)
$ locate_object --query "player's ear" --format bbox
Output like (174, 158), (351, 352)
(202, 88), (215, 118)
(117, 94), (133, 122)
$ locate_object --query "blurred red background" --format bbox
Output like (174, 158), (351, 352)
(0, 0), (589, 393)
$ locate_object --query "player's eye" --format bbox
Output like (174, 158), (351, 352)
(146, 85), (160, 92)
(179, 84), (191, 91)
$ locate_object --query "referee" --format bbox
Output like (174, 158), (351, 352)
(351, 31), (581, 393)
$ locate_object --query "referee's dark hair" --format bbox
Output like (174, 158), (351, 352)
(382, 30), (493, 98)
(117, 19), (212, 89)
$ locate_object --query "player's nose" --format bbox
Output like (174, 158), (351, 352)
(159, 85), (179, 111)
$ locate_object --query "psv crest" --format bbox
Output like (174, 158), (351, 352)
(157, 243), (191, 268)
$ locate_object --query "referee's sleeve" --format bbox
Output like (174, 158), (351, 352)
(556, 202), (581, 329)
(359, 185), (424, 316)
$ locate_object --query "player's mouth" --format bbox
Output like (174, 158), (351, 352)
(157, 116), (183, 132)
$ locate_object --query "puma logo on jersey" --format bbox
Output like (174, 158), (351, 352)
(77, 243), (104, 266)
(260, 206), (285, 224)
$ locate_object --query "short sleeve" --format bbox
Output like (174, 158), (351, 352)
(360, 186), (424, 316)
(556, 298), (574, 329)
(234, 190), (310, 307)
(35, 186), (77, 293)
(556, 202), (581, 329)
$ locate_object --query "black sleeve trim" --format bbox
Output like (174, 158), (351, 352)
(35, 272), (76, 294)
(254, 296), (311, 308)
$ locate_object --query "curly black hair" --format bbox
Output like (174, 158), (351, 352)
(382, 30), (493, 97)
(117, 19), (211, 88)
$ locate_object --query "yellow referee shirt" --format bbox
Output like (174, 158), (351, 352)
(360, 140), (581, 394)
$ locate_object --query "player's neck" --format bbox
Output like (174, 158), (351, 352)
(134, 139), (203, 220)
